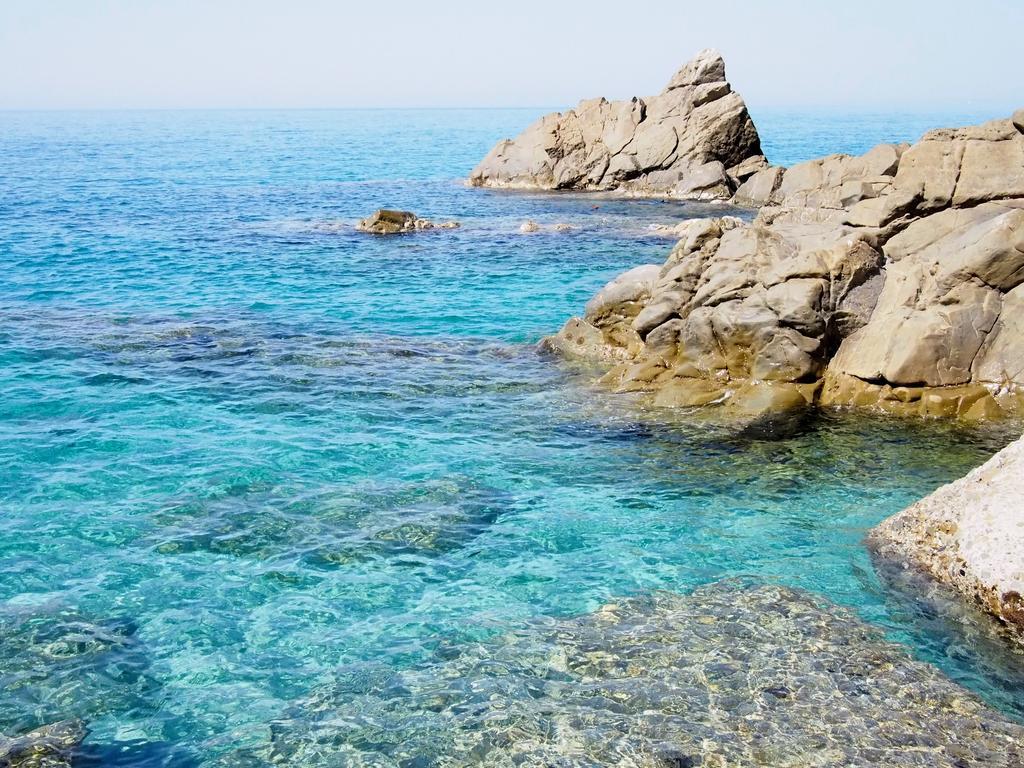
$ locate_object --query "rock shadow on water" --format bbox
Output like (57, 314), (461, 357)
(260, 580), (1024, 767)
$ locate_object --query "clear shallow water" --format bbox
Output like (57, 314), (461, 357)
(0, 108), (1021, 765)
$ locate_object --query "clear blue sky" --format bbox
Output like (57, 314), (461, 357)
(1, 0), (1021, 111)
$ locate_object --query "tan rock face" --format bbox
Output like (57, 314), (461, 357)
(543, 111), (1024, 420)
(732, 165), (784, 207)
(831, 204), (1024, 389)
(869, 434), (1024, 642)
(468, 50), (764, 200)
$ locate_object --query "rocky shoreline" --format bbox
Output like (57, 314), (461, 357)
(474, 53), (1024, 641)
(538, 121), (1024, 421)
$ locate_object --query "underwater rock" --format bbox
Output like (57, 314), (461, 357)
(153, 475), (511, 564)
(870, 433), (1024, 642)
(469, 49), (765, 200)
(0, 608), (152, 735)
(356, 209), (459, 234)
(545, 110), (1024, 421)
(0, 719), (86, 768)
(265, 581), (1024, 766)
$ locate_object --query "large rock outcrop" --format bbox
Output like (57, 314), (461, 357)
(544, 111), (1024, 420)
(469, 50), (765, 200)
(870, 434), (1024, 642)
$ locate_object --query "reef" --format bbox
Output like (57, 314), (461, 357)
(266, 581), (1024, 767)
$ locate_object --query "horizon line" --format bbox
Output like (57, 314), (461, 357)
(0, 103), (1017, 116)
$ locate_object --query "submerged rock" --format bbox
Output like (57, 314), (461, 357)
(517, 220), (577, 234)
(469, 49), (765, 200)
(153, 474), (511, 563)
(267, 581), (1024, 766)
(545, 110), (1024, 421)
(356, 209), (459, 234)
(0, 609), (152, 735)
(0, 720), (86, 768)
(870, 434), (1024, 642)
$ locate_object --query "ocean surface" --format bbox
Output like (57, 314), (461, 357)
(0, 107), (1022, 765)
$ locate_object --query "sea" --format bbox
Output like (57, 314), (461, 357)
(0, 106), (1021, 765)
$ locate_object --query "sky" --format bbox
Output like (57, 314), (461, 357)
(1, 0), (1021, 112)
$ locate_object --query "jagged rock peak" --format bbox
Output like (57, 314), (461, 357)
(468, 49), (765, 200)
(665, 48), (727, 90)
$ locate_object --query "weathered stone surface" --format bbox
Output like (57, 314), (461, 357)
(540, 316), (633, 361)
(540, 265), (663, 362)
(975, 283), (1024, 384)
(870, 435), (1024, 642)
(674, 160), (732, 200)
(953, 138), (1024, 206)
(726, 153), (768, 185)
(267, 581), (1024, 767)
(545, 111), (1024, 421)
(584, 264), (662, 324)
(356, 209), (458, 234)
(469, 50), (763, 200)
(892, 138), (964, 210)
(545, 213), (883, 412)
(732, 165), (784, 207)
(831, 205), (1024, 388)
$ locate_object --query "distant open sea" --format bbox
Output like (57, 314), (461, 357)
(0, 107), (1021, 765)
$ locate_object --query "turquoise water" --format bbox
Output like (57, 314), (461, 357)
(0, 108), (1021, 765)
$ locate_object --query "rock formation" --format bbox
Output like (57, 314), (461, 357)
(356, 209), (458, 234)
(870, 434), (1024, 641)
(543, 110), (1024, 420)
(469, 49), (766, 200)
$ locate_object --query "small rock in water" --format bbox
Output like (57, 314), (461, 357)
(553, 222), (574, 232)
(356, 209), (459, 235)
(0, 720), (86, 768)
(519, 220), (540, 234)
